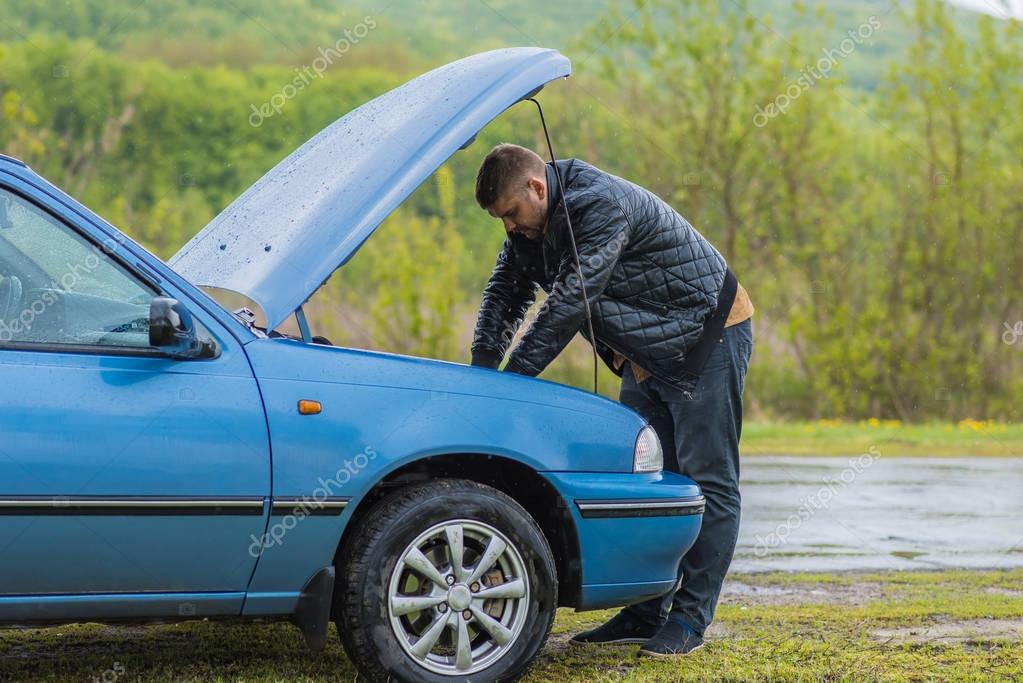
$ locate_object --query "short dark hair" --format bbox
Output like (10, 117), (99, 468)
(475, 143), (546, 209)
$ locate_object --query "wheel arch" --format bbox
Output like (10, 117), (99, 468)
(334, 452), (582, 608)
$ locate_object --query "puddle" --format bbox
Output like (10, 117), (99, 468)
(721, 580), (886, 606)
(872, 618), (1023, 644)
(733, 456), (1023, 573)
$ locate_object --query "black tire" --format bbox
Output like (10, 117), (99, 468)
(335, 479), (557, 683)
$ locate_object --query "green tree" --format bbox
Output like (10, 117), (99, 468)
(329, 165), (466, 360)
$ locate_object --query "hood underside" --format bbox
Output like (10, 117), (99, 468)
(170, 47), (571, 330)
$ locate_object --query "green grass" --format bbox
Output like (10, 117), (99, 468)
(3, 569), (1021, 682)
(742, 420), (1023, 457)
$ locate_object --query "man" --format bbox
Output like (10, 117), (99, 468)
(470, 143), (753, 657)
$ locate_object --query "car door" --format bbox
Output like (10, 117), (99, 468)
(0, 184), (270, 611)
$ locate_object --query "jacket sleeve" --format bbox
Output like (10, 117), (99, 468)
(470, 239), (538, 368)
(504, 192), (630, 376)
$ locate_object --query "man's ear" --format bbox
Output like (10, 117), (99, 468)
(527, 176), (546, 201)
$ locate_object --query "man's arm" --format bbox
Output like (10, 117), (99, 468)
(471, 239), (537, 368)
(504, 192), (630, 376)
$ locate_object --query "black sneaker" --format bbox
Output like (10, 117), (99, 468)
(637, 618), (704, 657)
(570, 610), (660, 646)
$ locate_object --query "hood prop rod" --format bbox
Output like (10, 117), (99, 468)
(294, 305), (313, 343)
(528, 97), (599, 395)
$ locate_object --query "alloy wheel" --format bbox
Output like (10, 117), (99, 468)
(387, 519), (530, 675)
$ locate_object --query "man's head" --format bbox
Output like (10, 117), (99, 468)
(475, 143), (548, 240)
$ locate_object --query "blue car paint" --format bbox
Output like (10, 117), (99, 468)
(0, 172), (271, 612)
(171, 48), (572, 331)
(0, 340), (269, 596)
(541, 472), (703, 609)
(239, 337), (650, 613)
(0, 48), (704, 630)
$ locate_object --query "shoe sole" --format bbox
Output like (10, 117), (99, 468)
(570, 637), (649, 646)
(637, 642), (705, 658)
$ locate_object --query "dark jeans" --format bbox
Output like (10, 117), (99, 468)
(622, 318), (752, 636)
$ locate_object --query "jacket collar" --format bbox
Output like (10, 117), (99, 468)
(543, 159), (575, 245)
(544, 161), (561, 228)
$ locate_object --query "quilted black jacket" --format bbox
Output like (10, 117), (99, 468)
(471, 159), (727, 392)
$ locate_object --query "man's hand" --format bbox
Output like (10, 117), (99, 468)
(470, 348), (503, 369)
(470, 239), (538, 369)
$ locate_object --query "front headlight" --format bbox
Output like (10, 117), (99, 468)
(633, 425), (663, 473)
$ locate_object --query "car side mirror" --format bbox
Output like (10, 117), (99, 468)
(149, 297), (217, 359)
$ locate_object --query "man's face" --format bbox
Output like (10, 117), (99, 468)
(487, 176), (548, 240)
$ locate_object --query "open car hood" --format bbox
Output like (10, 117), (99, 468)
(170, 47), (571, 330)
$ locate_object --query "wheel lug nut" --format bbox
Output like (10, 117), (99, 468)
(470, 582), (480, 593)
(462, 609), (472, 620)
(438, 604), (448, 613)
(446, 575), (456, 586)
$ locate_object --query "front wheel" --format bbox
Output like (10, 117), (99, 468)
(336, 479), (557, 683)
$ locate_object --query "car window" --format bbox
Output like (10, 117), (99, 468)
(0, 188), (156, 349)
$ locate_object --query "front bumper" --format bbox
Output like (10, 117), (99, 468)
(542, 471), (704, 611)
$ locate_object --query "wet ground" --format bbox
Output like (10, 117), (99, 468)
(732, 456), (1023, 572)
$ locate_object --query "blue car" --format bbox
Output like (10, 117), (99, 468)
(0, 48), (703, 682)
